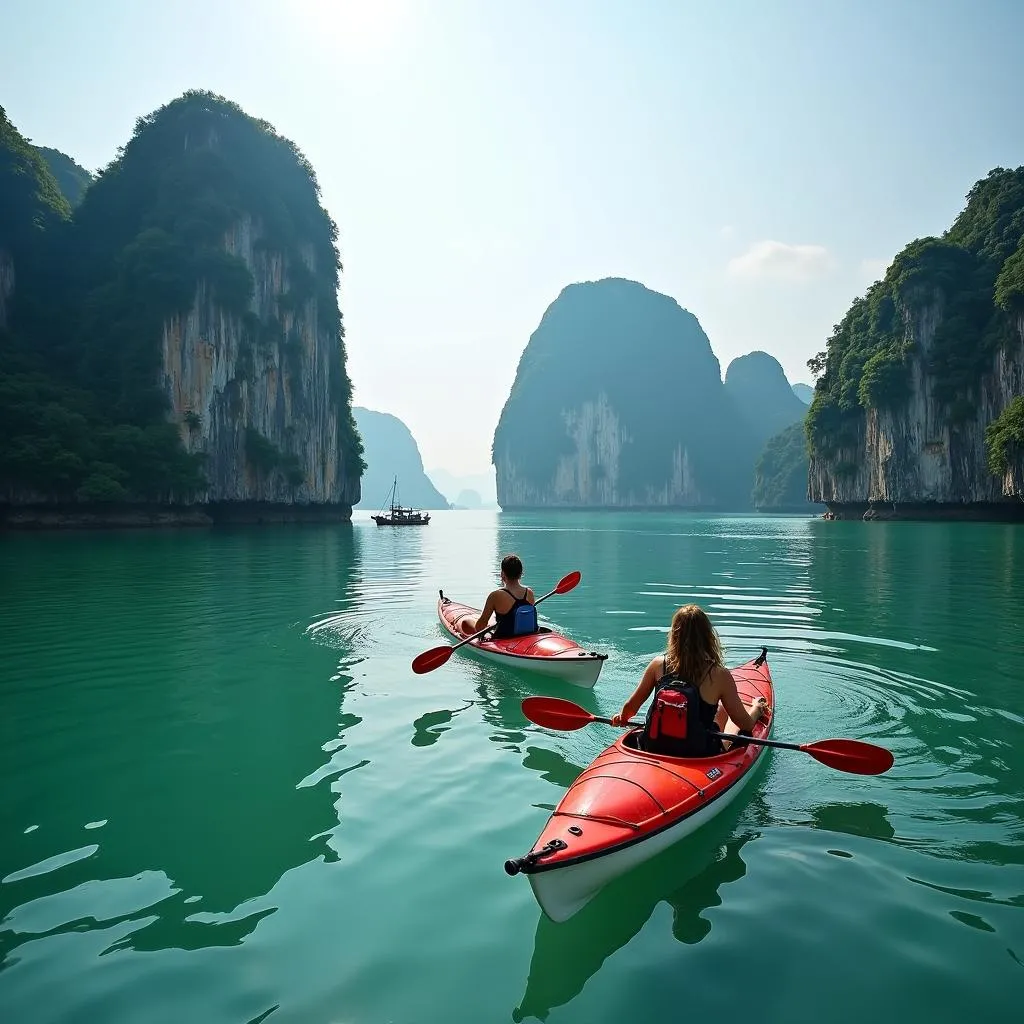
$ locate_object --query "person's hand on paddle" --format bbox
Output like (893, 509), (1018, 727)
(611, 707), (632, 727)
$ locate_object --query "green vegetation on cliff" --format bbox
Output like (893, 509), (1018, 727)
(0, 107), (70, 281)
(33, 146), (93, 207)
(806, 167), (1024, 455)
(751, 422), (816, 510)
(985, 396), (1024, 475)
(0, 92), (362, 504)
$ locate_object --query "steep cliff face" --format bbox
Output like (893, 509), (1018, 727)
(492, 278), (751, 509)
(161, 219), (355, 505)
(352, 406), (448, 509)
(0, 92), (362, 519)
(807, 167), (1024, 517)
(808, 307), (1024, 507)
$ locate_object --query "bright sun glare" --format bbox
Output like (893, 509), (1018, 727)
(308, 0), (405, 54)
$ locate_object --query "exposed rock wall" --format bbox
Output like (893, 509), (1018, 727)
(496, 393), (704, 508)
(161, 215), (356, 506)
(808, 303), (1024, 509)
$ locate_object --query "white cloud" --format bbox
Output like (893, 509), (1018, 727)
(727, 240), (834, 283)
(859, 257), (891, 284)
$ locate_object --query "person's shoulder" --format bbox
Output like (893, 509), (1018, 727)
(646, 654), (665, 675)
(710, 664), (735, 686)
(526, 586), (536, 601)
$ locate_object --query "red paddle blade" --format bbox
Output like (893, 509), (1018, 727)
(554, 570), (582, 594)
(411, 646), (453, 675)
(522, 695), (594, 731)
(801, 739), (895, 775)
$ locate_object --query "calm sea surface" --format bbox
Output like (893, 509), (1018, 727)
(1, 511), (1022, 1023)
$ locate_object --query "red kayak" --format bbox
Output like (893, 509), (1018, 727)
(505, 648), (774, 922)
(437, 592), (608, 688)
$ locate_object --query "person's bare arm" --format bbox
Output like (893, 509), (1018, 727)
(471, 592), (498, 632)
(715, 667), (765, 733)
(612, 657), (661, 725)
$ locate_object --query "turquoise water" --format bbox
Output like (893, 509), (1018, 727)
(1, 511), (1022, 1022)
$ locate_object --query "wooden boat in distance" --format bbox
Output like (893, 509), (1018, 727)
(371, 477), (431, 526)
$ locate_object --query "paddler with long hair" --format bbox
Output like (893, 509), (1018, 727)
(612, 604), (768, 756)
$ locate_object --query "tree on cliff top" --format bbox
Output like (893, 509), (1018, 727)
(33, 146), (94, 208)
(805, 166), (1024, 460)
(0, 106), (70, 283)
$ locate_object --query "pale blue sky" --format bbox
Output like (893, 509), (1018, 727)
(3, 0), (1023, 478)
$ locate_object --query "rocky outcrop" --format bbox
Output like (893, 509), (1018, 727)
(352, 406), (448, 509)
(0, 92), (362, 525)
(492, 278), (752, 509)
(809, 306), (1024, 512)
(807, 166), (1024, 520)
(426, 467), (497, 508)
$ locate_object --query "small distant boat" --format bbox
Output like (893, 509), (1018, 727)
(371, 477), (431, 526)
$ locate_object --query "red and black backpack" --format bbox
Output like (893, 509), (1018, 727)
(642, 664), (713, 757)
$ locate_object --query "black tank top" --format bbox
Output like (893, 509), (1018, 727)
(662, 656), (720, 728)
(493, 587), (533, 639)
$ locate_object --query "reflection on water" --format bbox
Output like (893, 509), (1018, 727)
(1, 526), (364, 965)
(513, 806), (761, 1022)
(411, 702), (476, 747)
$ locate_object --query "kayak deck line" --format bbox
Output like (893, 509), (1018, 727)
(551, 810), (643, 831)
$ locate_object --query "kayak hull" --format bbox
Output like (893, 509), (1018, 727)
(437, 593), (607, 688)
(510, 651), (774, 922)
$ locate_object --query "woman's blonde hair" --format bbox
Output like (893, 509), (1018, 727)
(665, 604), (724, 681)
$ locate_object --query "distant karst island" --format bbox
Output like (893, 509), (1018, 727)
(491, 277), (812, 512)
(352, 407), (449, 511)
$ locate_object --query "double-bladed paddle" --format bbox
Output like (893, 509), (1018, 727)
(521, 695), (895, 776)
(411, 571), (582, 675)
